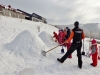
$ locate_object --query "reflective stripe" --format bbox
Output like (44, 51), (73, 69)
(76, 41), (81, 43)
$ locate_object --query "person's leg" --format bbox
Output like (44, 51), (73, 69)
(91, 55), (94, 65)
(91, 53), (98, 67)
(67, 43), (72, 58)
(76, 43), (82, 68)
(57, 43), (79, 63)
(93, 59), (97, 67)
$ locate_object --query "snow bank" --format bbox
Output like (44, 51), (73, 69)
(4, 30), (48, 58)
(39, 31), (55, 46)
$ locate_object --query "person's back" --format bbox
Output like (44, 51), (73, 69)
(72, 27), (83, 43)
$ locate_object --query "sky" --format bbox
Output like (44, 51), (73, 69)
(1, 0), (100, 25)
(0, 15), (100, 75)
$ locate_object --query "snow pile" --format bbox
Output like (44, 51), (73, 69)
(39, 31), (56, 46)
(4, 30), (48, 58)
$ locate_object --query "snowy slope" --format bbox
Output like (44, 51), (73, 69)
(0, 15), (100, 75)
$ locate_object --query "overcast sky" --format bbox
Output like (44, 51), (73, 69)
(1, 0), (100, 25)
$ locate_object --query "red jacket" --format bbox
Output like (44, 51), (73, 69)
(53, 32), (58, 40)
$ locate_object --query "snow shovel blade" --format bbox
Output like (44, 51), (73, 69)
(42, 51), (46, 56)
(41, 44), (63, 57)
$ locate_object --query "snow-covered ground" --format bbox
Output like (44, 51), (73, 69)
(0, 15), (100, 75)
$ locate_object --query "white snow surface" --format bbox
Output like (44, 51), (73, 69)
(0, 15), (100, 75)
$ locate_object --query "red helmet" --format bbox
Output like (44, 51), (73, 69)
(53, 32), (55, 34)
(91, 39), (97, 45)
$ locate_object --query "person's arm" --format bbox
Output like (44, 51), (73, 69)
(91, 46), (97, 54)
(82, 31), (85, 39)
(88, 46), (97, 57)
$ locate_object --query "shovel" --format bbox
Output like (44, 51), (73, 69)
(42, 42), (65, 56)
(42, 45), (60, 56)
(82, 39), (85, 55)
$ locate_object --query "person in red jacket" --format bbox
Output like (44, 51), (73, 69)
(58, 30), (64, 45)
(53, 31), (58, 42)
(89, 39), (98, 67)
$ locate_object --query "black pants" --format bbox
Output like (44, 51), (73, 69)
(60, 42), (82, 68)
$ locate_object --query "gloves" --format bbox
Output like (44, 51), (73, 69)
(87, 53), (92, 57)
(65, 40), (68, 43)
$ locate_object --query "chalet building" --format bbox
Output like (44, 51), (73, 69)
(0, 4), (25, 19)
(17, 9), (47, 23)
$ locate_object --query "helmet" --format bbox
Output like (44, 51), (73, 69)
(74, 21), (79, 27)
(53, 32), (55, 34)
(91, 39), (97, 45)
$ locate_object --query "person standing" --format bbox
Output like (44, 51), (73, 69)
(58, 30), (64, 45)
(88, 39), (98, 67)
(53, 31), (58, 42)
(65, 27), (71, 39)
(65, 27), (72, 58)
(57, 21), (85, 69)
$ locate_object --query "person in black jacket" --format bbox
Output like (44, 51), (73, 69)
(65, 27), (71, 40)
(57, 21), (85, 69)
(64, 27), (72, 58)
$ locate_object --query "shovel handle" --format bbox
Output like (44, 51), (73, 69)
(89, 32), (92, 50)
(46, 42), (65, 53)
(46, 45), (60, 53)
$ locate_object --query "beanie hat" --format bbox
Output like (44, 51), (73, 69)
(91, 39), (97, 45)
(66, 27), (68, 29)
(74, 21), (79, 27)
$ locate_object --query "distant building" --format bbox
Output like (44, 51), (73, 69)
(32, 13), (47, 23)
(0, 4), (25, 19)
(17, 9), (47, 23)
